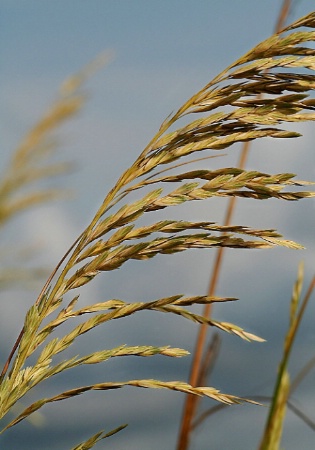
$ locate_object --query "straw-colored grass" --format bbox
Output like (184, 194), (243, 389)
(0, 11), (314, 449)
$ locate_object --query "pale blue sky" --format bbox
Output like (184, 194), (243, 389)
(1, 2), (314, 449)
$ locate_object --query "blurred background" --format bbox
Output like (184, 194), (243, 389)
(1, 1), (314, 449)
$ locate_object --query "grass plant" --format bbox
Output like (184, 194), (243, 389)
(258, 264), (315, 450)
(0, 10), (315, 449)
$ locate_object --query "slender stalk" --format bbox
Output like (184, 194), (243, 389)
(176, 2), (291, 448)
(258, 271), (315, 450)
(176, 143), (251, 450)
(290, 354), (315, 395)
(0, 231), (84, 383)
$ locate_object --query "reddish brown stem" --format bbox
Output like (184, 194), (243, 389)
(0, 328), (24, 383)
(0, 231), (84, 384)
(176, 143), (250, 450)
(176, 2), (291, 448)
